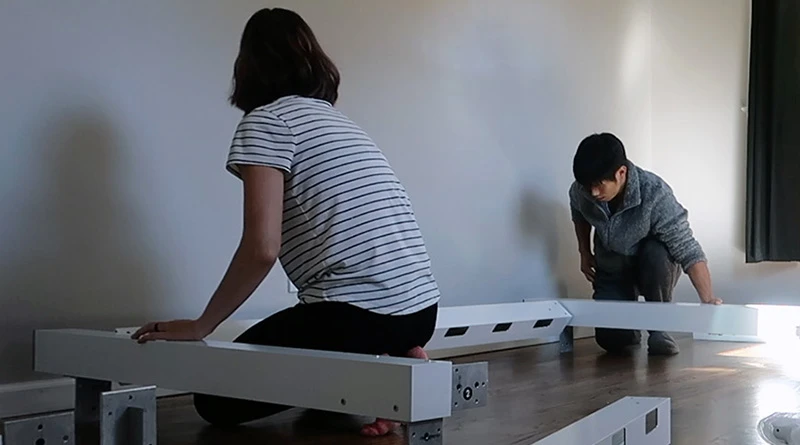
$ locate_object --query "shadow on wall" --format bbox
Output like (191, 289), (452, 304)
(0, 105), (169, 384)
(517, 190), (591, 300)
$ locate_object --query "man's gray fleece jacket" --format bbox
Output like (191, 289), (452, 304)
(569, 161), (706, 272)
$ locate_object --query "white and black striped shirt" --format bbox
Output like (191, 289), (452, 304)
(227, 95), (440, 315)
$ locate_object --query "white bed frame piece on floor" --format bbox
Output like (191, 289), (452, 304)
(532, 397), (671, 445)
(426, 300), (571, 350)
(558, 298), (760, 336)
(34, 329), (454, 424)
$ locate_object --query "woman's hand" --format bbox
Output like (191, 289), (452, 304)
(131, 319), (211, 343)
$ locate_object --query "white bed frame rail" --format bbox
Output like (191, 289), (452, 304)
(559, 299), (760, 336)
(34, 329), (453, 424)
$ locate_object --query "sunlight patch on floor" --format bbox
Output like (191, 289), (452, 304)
(719, 341), (800, 379)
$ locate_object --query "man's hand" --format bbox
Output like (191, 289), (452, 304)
(580, 252), (596, 283)
(685, 262), (722, 305)
(131, 319), (211, 343)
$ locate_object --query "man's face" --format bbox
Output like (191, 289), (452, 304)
(588, 166), (627, 202)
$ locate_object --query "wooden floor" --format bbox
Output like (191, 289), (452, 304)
(157, 335), (800, 445)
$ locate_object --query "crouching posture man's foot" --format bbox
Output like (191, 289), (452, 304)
(360, 347), (430, 437)
(648, 331), (680, 355)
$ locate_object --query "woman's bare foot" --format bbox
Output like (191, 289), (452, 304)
(360, 346), (430, 437)
(405, 346), (429, 360)
(360, 418), (399, 436)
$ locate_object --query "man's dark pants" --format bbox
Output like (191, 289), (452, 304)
(592, 238), (681, 353)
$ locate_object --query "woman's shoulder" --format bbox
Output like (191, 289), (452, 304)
(257, 95), (335, 117)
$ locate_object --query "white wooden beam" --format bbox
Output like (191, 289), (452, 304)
(532, 396), (671, 445)
(558, 299), (760, 336)
(34, 329), (453, 423)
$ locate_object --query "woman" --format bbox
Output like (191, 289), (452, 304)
(132, 7), (440, 437)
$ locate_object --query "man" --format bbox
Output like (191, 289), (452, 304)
(569, 133), (722, 355)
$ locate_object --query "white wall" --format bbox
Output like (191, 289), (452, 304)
(650, 0), (800, 305)
(0, 0), (653, 385)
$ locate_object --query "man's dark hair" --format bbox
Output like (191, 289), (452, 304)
(572, 133), (628, 188)
(229, 8), (341, 113)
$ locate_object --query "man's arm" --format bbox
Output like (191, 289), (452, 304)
(570, 184), (596, 282)
(574, 218), (596, 283)
(685, 261), (720, 304)
(574, 218), (592, 256)
(650, 187), (721, 304)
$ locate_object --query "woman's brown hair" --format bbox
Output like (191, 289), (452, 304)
(230, 8), (340, 113)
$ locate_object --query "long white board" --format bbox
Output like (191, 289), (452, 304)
(34, 329), (452, 423)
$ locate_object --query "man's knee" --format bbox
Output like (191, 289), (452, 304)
(638, 240), (680, 279)
(637, 239), (680, 301)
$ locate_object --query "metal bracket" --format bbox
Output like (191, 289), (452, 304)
(406, 419), (443, 445)
(560, 326), (574, 353)
(74, 378), (156, 445)
(1, 411), (74, 445)
(75, 378), (113, 445)
(100, 386), (157, 445)
(451, 362), (488, 412)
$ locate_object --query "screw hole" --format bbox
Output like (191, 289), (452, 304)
(340, 399), (347, 406)
(108, 411), (113, 416)
(393, 405), (399, 412)
(475, 382), (479, 388)
(38, 424), (44, 430)
(36, 439), (46, 445)
(456, 384), (462, 390)
(63, 436), (69, 443)
(128, 395), (133, 400)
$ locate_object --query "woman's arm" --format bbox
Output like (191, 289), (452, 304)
(133, 165), (285, 342)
